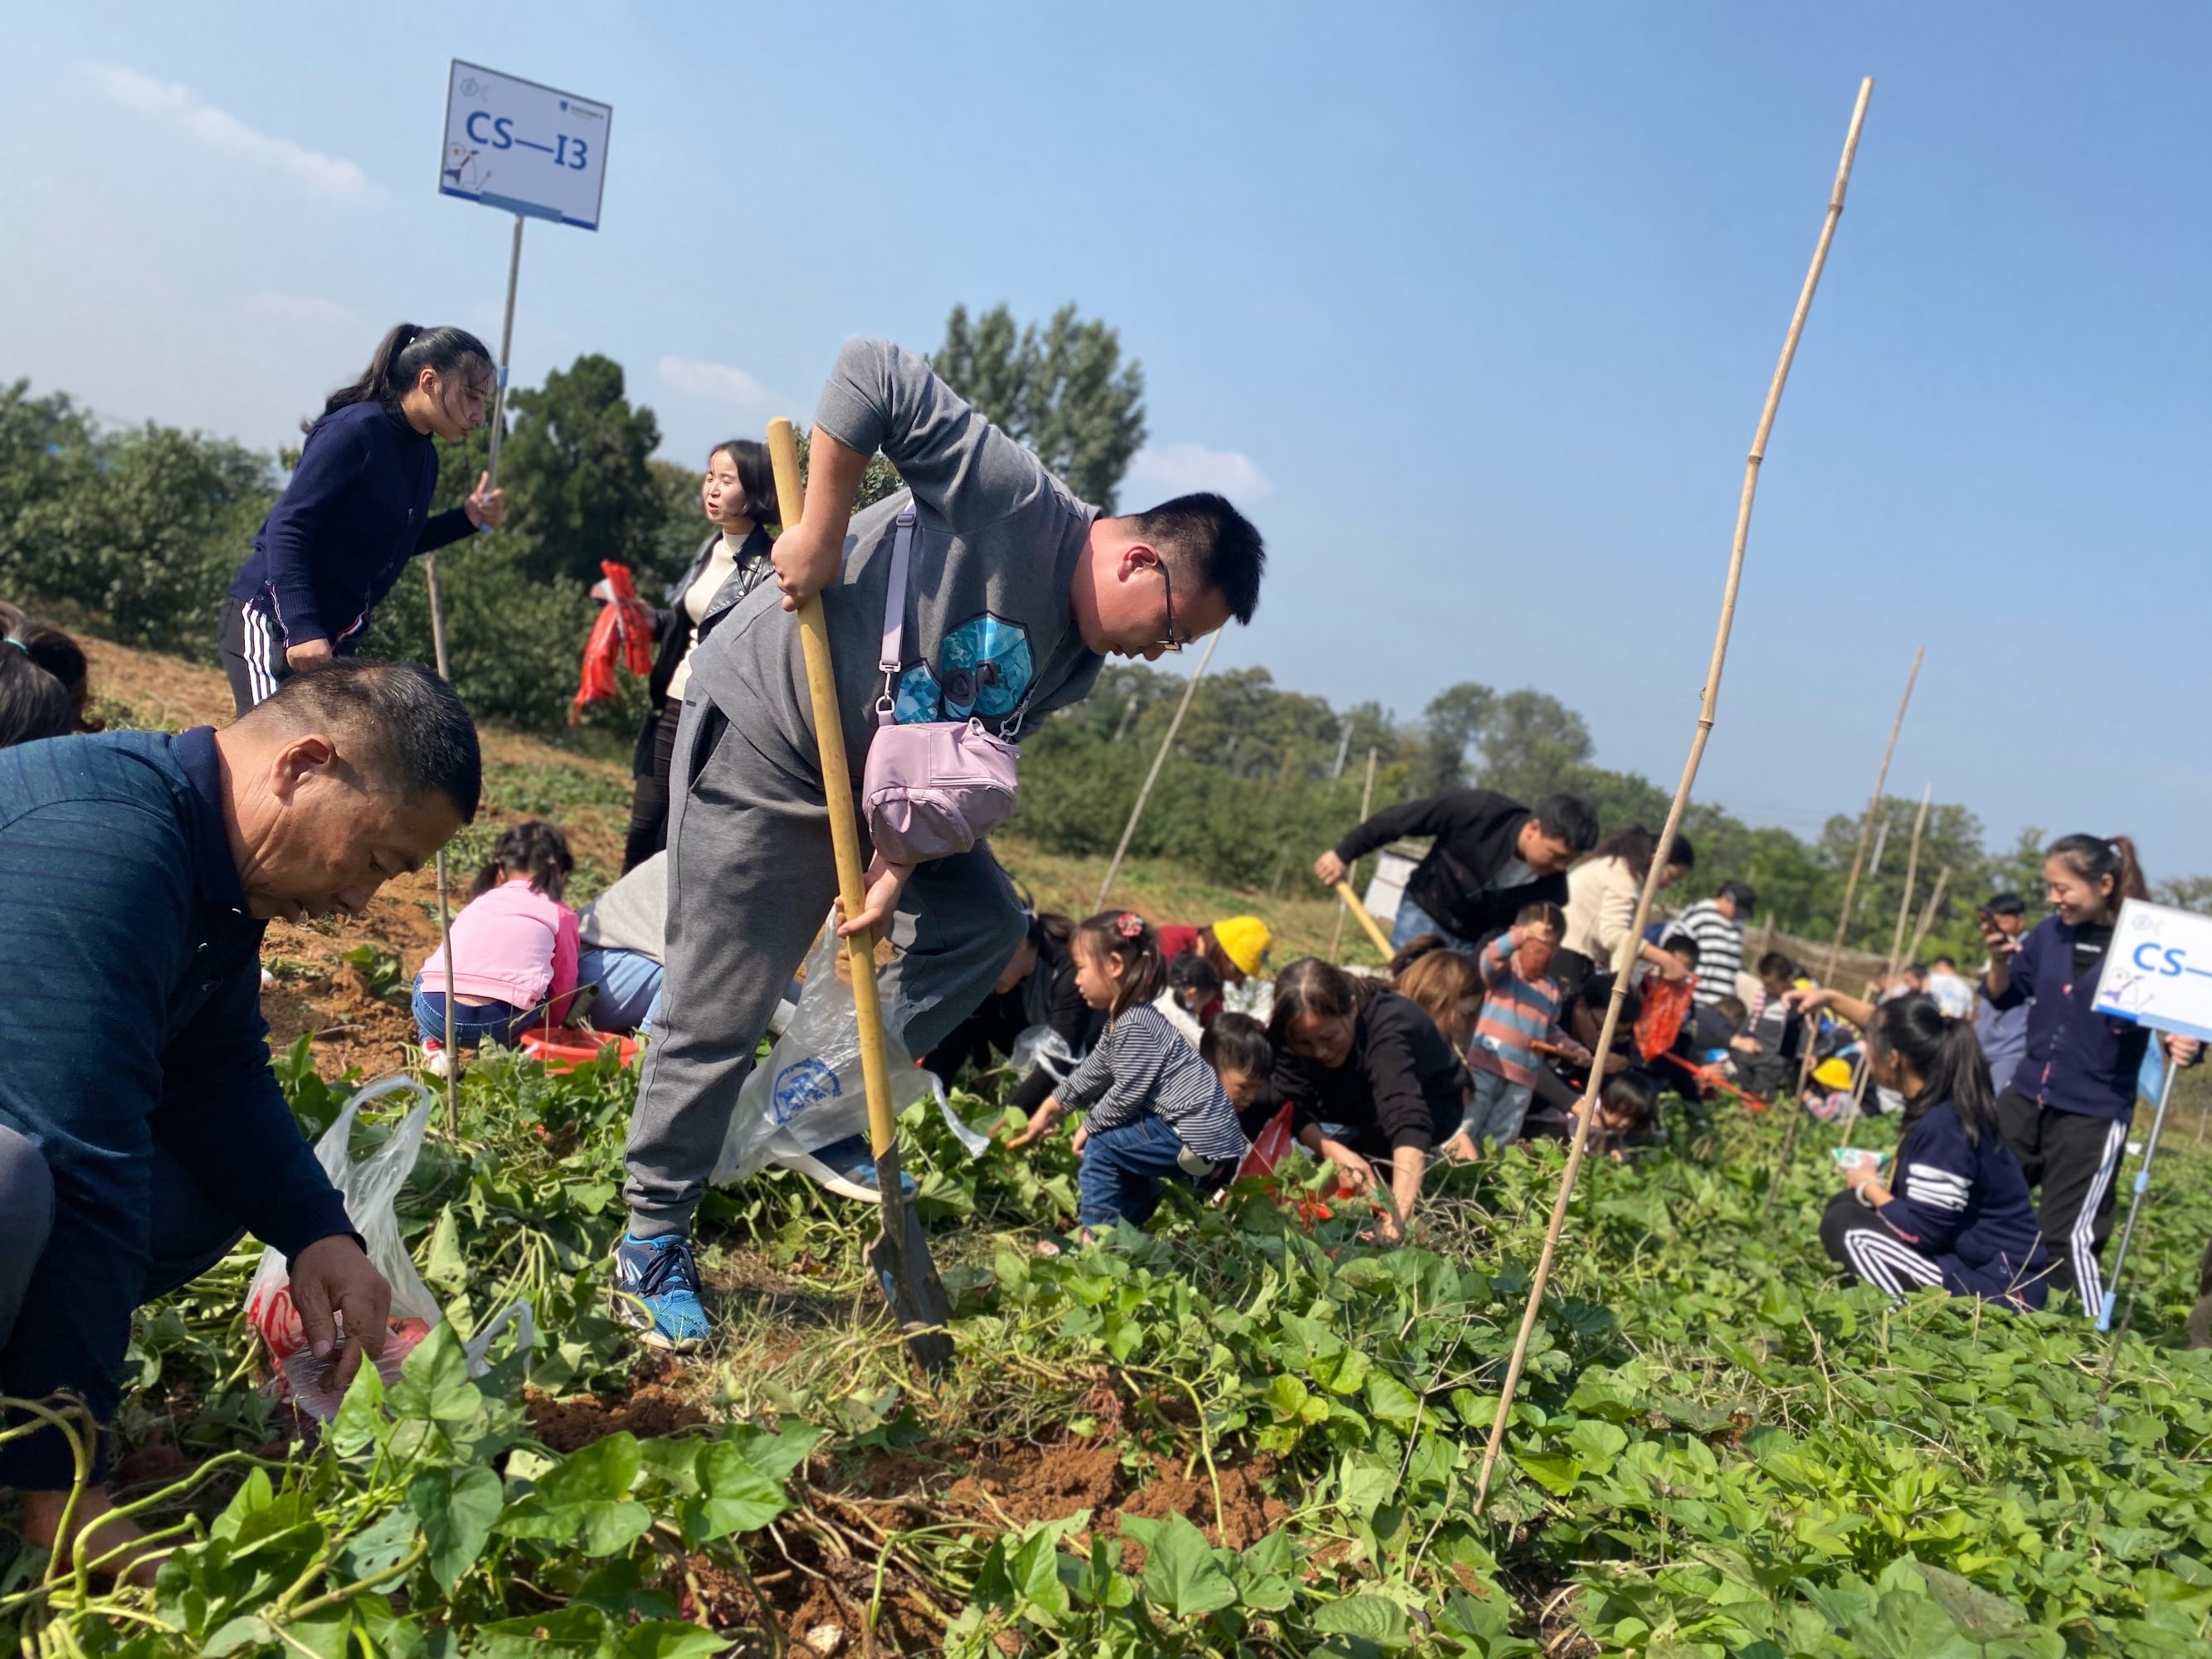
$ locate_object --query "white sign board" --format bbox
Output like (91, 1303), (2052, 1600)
(2091, 898), (2212, 1042)
(440, 61), (611, 231)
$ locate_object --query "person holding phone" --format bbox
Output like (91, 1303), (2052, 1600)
(222, 324), (505, 713)
(1972, 894), (2030, 1093)
(1980, 835), (2203, 1313)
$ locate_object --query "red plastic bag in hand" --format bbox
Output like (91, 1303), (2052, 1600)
(571, 561), (657, 724)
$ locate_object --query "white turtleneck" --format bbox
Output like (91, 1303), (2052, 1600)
(665, 529), (749, 703)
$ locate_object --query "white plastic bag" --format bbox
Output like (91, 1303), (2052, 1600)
(245, 1074), (530, 1419)
(710, 925), (987, 1199)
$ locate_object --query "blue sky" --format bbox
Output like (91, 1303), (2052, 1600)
(4, 2), (2207, 874)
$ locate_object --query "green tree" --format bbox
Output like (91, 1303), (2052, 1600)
(1474, 688), (1594, 802)
(933, 304), (1146, 510)
(494, 354), (668, 587)
(1414, 682), (1494, 794)
(0, 382), (275, 654)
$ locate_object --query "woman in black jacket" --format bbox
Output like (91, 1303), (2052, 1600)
(621, 439), (778, 872)
(1269, 957), (1470, 1243)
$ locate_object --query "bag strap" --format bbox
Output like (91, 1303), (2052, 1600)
(876, 500), (918, 726)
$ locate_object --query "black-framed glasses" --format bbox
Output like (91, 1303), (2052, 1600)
(1152, 560), (1185, 654)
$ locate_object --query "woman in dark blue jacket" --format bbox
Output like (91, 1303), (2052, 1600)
(1799, 990), (2049, 1309)
(1980, 834), (2203, 1311)
(222, 324), (505, 713)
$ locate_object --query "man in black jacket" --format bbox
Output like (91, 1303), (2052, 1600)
(1314, 790), (1597, 951)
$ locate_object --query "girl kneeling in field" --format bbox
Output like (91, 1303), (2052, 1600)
(1792, 988), (2050, 1310)
(1006, 912), (1250, 1233)
(416, 820), (582, 1058)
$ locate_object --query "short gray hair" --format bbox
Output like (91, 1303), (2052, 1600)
(251, 659), (481, 820)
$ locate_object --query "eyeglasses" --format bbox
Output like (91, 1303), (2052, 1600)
(1152, 560), (1185, 654)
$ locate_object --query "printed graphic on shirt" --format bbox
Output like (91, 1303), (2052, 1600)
(891, 612), (1034, 727)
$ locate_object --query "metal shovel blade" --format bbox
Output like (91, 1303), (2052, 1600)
(865, 1143), (954, 1373)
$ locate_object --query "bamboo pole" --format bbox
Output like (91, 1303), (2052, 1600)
(1473, 77), (1874, 1512)
(1902, 864), (1951, 966)
(1831, 786), (1931, 1141)
(1329, 747), (1380, 961)
(1095, 630), (1220, 909)
(1762, 641), (1922, 1208)
(1885, 784), (1932, 971)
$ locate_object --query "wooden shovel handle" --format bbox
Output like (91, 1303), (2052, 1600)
(1333, 881), (1396, 962)
(767, 417), (899, 1160)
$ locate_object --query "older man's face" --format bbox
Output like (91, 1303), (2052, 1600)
(236, 740), (464, 922)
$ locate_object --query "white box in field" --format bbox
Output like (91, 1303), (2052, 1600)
(1362, 849), (1416, 922)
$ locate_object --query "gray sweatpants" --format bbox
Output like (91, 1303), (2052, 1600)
(621, 688), (1026, 1237)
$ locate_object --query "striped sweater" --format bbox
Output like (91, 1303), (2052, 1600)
(1057, 1003), (1249, 1162)
(1669, 900), (1743, 1008)
(1469, 931), (1562, 1087)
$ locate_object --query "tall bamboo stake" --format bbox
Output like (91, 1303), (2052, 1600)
(1903, 864), (1951, 966)
(1832, 786), (1932, 1139)
(1473, 77), (1874, 1512)
(1096, 630), (1220, 908)
(1762, 642), (1922, 1208)
(1885, 784), (1932, 970)
(1329, 747), (1380, 960)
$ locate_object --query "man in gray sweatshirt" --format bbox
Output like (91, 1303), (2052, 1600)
(616, 338), (1266, 1347)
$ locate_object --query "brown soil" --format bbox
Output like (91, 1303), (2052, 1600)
(525, 1372), (713, 1453)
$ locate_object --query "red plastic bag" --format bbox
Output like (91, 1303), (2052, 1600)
(571, 561), (657, 724)
(1635, 975), (1694, 1062)
(1236, 1101), (1297, 1181)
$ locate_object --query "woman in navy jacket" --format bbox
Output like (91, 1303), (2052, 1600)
(1981, 834), (2202, 1311)
(222, 324), (505, 713)
(1800, 990), (2049, 1308)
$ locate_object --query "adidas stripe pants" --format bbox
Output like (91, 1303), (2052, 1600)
(1994, 1087), (2128, 1314)
(218, 599), (295, 715)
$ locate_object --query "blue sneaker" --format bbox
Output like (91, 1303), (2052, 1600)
(612, 1232), (709, 1351)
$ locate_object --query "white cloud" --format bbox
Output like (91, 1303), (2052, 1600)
(85, 64), (381, 202)
(1123, 441), (1276, 503)
(656, 355), (797, 420)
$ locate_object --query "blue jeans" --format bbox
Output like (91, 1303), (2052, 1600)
(1077, 1115), (1236, 1230)
(578, 946), (665, 1033)
(1391, 893), (1475, 953)
(412, 985), (532, 1049)
(1459, 1068), (1533, 1147)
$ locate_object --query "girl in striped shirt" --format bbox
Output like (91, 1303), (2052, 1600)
(1006, 912), (1250, 1233)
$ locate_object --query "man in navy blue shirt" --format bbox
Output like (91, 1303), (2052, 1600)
(0, 659), (478, 1578)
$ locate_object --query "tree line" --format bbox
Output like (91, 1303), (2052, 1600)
(2, 304), (2203, 956)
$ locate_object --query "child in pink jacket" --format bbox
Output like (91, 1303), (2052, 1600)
(415, 820), (580, 1053)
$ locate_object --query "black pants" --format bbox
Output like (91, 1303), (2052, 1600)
(0, 1125), (242, 1487)
(218, 598), (294, 716)
(1994, 1086), (2128, 1310)
(621, 696), (686, 873)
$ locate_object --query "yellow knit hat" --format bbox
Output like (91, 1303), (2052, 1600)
(1211, 916), (1272, 977)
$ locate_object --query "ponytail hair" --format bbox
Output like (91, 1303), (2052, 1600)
(314, 323), (494, 431)
(707, 439), (780, 530)
(1873, 993), (1998, 1143)
(472, 819), (575, 903)
(1072, 910), (1164, 1016)
(0, 640), (71, 749)
(2046, 833), (2148, 913)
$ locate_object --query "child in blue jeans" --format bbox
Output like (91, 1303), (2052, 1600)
(1006, 912), (1249, 1232)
